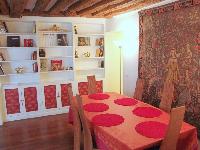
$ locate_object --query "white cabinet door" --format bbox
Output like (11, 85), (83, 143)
(3, 85), (24, 121)
(20, 84), (42, 119)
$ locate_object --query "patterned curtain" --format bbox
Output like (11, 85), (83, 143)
(139, 0), (200, 137)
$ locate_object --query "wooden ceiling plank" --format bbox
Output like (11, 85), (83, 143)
(10, 0), (29, 18)
(65, 0), (102, 16)
(32, 0), (52, 12)
(92, 0), (134, 16)
(49, 0), (78, 15)
(104, 0), (163, 17)
(0, 0), (9, 15)
(77, 0), (124, 16)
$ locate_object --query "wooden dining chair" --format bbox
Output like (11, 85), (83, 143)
(134, 78), (144, 100)
(159, 80), (174, 113)
(67, 85), (73, 105)
(76, 94), (99, 150)
(87, 75), (97, 94)
(160, 106), (186, 150)
(71, 99), (82, 150)
(78, 81), (103, 95)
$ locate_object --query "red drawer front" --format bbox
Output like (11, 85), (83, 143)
(44, 85), (57, 109)
(5, 89), (20, 114)
(96, 80), (103, 93)
(24, 87), (38, 112)
(61, 83), (72, 107)
(78, 82), (88, 95)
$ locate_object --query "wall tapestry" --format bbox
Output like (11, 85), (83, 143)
(139, 0), (200, 137)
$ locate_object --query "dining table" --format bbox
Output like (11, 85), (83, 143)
(70, 92), (199, 150)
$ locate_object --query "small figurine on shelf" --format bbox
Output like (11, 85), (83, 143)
(0, 65), (4, 75)
(83, 52), (90, 57)
(0, 52), (5, 61)
(74, 25), (78, 34)
(69, 66), (73, 70)
(75, 50), (79, 58)
(15, 67), (24, 74)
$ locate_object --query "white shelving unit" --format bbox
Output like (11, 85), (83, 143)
(74, 23), (105, 80)
(0, 21), (38, 84)
(0, 19), (106, 122)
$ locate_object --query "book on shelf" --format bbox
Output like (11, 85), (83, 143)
(51, 60), (63, 71)
(7, 36), (20, 47)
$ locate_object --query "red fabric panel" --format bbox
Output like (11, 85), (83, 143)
(24, 87), (38, 112)
(78, 80), (103, 95)
(5, 89), (20, 114)
(60, 83), (72, 107)
(44, 85), (57, 109)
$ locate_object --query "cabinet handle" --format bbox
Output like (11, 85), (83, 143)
(57, 92), (60, 98)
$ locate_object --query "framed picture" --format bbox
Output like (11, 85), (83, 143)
(78, 37), (90, 46)
(57, 34), (68, 46)
(40, 59), (48, 72)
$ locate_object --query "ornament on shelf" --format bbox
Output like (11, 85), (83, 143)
(83, 52), (90, 57)
(75, 50), (79, 58)
(0, 52), (5, 61)
(0, 65), (4, 75)
(74, 25), (78, 34)
(39, 24), (67, 32)
(95, 48), (104, 57)
(15, 67), (24, 74)
(0, 21), (8, 33)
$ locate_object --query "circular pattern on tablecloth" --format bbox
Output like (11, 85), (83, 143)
(132, 107), (162, 118)
(114, 98), (138, 106)
(92, 113), (124, 127)
(135, 121), (167, 139)
(83, 103), (109, 112)
(88, 93), (110, 100)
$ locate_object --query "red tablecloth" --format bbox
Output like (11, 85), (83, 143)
(70, 92), (198, 150)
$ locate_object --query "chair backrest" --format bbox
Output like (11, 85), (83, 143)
(87, 75), (97, 94)
(134, 78), (144, 100)
(78, 80), (103, 95)
(67, 85), (73, 105)
(159, 80), (174, 113)
(160, 106), (186, 150)
(76, 94), (93, 150)
(71, 99), (81, 150)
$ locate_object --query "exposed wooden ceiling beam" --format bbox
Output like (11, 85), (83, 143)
(0, 0), (9, 15)
(76, 0), (124, 16)
(49, 0), (78, 15)
(65, 0), (102, 16)
(104, 0), (163, 18)
(32, 0), (51, 12)
(10, 0), (28, 18)
(92, 0), (135, 16)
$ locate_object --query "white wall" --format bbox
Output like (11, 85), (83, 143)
(106, 14), (139, 97)
(106, 0), (178, 97)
